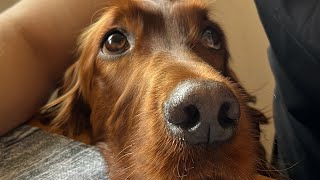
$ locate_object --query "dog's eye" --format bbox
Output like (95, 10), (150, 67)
(202, 28), (222, 50)
(102, 31), (129, 54)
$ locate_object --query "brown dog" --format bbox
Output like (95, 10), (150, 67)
(39, 0), (272, 179)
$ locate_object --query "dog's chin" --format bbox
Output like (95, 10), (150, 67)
(98, 129), (254, 180)
(96, 104), (254, 179)
(155, 144), (249, 180)
(140, 135), (252, 179)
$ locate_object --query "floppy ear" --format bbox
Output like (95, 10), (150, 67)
(40, 11), (102, 136)
(41, 62), (91, 136)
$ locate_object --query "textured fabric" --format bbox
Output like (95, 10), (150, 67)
(255, 1), (320, 179)
(0, 125), (108, 180)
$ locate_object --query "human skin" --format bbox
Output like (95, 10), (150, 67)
(0, 0), (107, 135)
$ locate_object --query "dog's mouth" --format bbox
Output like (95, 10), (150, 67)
(163, 79), (240, 147)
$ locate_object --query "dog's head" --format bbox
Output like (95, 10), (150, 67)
(44, 0), (265, 179)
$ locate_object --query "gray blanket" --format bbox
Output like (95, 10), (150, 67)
(0, 125), (108, 180)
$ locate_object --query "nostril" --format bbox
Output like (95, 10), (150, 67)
(217, 102), (239, 129)
(164, 80), (241, 145)
(181, 105), (200, 129)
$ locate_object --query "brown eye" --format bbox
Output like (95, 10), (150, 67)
(102, 31), (129, 54)
(202, 28), (222, 50)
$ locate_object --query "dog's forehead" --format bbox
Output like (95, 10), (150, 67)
(95, 0), (214, 58)
(134, 0), (208, 15)
(105, 0), (210, 33)
(132, 0), (210, 56)
(134, 0), (194, 7)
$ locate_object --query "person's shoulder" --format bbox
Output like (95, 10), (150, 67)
(255, 0), (320, 60)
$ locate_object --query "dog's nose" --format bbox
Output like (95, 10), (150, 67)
(163, 80), (240, 145)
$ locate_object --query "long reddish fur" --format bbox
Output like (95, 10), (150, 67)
(39, 0), (273, 179)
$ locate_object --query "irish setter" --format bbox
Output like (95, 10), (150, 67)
(39, 0), (272, 179)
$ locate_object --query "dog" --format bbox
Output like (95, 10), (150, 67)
(38, 0), (273, 179)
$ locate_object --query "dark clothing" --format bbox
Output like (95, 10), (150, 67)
(254, 0), (320, 179)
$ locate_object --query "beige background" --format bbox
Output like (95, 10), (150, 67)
(0, 0), (275, 158)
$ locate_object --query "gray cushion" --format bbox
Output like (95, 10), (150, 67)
(0, 125), (108, 180)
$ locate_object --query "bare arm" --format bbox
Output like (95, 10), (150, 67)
(0, 0), (106, 135)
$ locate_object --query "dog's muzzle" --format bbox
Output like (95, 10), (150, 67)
(163, 79), (240, 146)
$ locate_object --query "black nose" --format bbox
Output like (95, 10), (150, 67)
(163, 80), (240, 145)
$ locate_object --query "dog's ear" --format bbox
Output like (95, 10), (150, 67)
(40, 13), (101, 136)
(41, 62), (91, 136)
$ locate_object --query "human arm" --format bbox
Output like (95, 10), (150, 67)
(0, 0), (106, 135)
